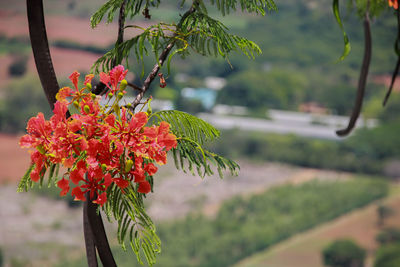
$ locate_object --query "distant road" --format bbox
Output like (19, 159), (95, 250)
(199, 110), (378, 140)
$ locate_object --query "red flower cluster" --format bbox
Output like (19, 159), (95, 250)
(20, 66), (177, 206)
(389, 0), (398, 9)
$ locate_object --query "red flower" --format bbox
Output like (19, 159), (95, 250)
(20, 112), (52, 149)
(30, 169), (40, 182)
(100, 65), (128, 94)
(57, 178), (70, 196)
(69, 71), (80, 90)
(144, 163), (158, 176)
(72, 187), (86, 201)
(138, 181), (151, 194)
(70, 160), (86, 184)
(56, 87), (72, 101)
(84, 74), (94, 86)
(93, 192), (107, 206)
(389, 0), (399, 9)
(113, 178), (130, 189)
(109, 65), (128, 88)
(21, 66), (178, 207)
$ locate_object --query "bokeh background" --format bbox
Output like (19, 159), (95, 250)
(1, 0), (400, 266)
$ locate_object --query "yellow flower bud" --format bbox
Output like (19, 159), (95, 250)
(125, 159), (134, 173)
(84, 105), (90, 114)
(101, 164), (107, 172)
(108, 92), (113, 98)
(120, 79), (128, 91)
(73, 101), (79, 109)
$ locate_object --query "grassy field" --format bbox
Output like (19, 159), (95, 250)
(234, 185), (400, 267)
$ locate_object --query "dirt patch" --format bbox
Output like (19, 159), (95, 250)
(0, 11), (150, 47)
(0, 185), (84, 265)
(0, 134), (30, 183)
(26, 47), (103, 77)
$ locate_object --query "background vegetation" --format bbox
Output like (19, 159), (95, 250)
(61, 178), (388, 267)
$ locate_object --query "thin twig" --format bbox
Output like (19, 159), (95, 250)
(336, 0), (371, 137)
(128, 82), (143, 91)
(131, 41), (176, 108)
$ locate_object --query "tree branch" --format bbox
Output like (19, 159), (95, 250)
(131, 5), (197, 109)
(26, 0), (60, 110)
(86, 193), (117, 267)
(27, 1), (117, 266)
(83, 199), (98, 267)
(383, 8), (400, 106)
(336, 1), (371, 137)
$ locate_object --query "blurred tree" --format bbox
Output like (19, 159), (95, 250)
(323, 239), (366, 267)
(377, 204), (394, 227)
(376, 228), (400, 245)
(217, 69), (307, 110)
(374, 243), (400, 267)
(8, 56), (28, 77)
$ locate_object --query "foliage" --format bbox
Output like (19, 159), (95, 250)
(150, 110), (239, 177)
(135, 178), (386, 266)
(90, 0), (276, 74)
(8, 56), (28, 77)
(52, 40), (109, 54)
(0, 75), (51, 133)
(153, 87), (177, 101)
(18, 68), (239, 265)
(211, 130), (384, 174)
(376, 228), (400, 245)
(17, 67), (179, 265)
(61, 178), (388, 267)
(374, 243), (400, 267)
(217, 69), (308, 110)
(0, 35), (30, 55)
(377, 204), (394, 226)
(154, 179), (387, 267)
(323, 239), (366, 267)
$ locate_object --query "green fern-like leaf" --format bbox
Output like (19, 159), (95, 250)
(172, 138), (239, 178)
(150, 110), (220, 145)
(91, 0), (125, 28)
(92, 23), (172, 73)
(150, 110), (239, 178)
(209, 0), (276, 16)
(333, 0), (351, 61)
(91, 0), (161, 28)
(17, 164), (35, 192)
(179, 12), (262, 59)
(102, 184), (161, 266)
